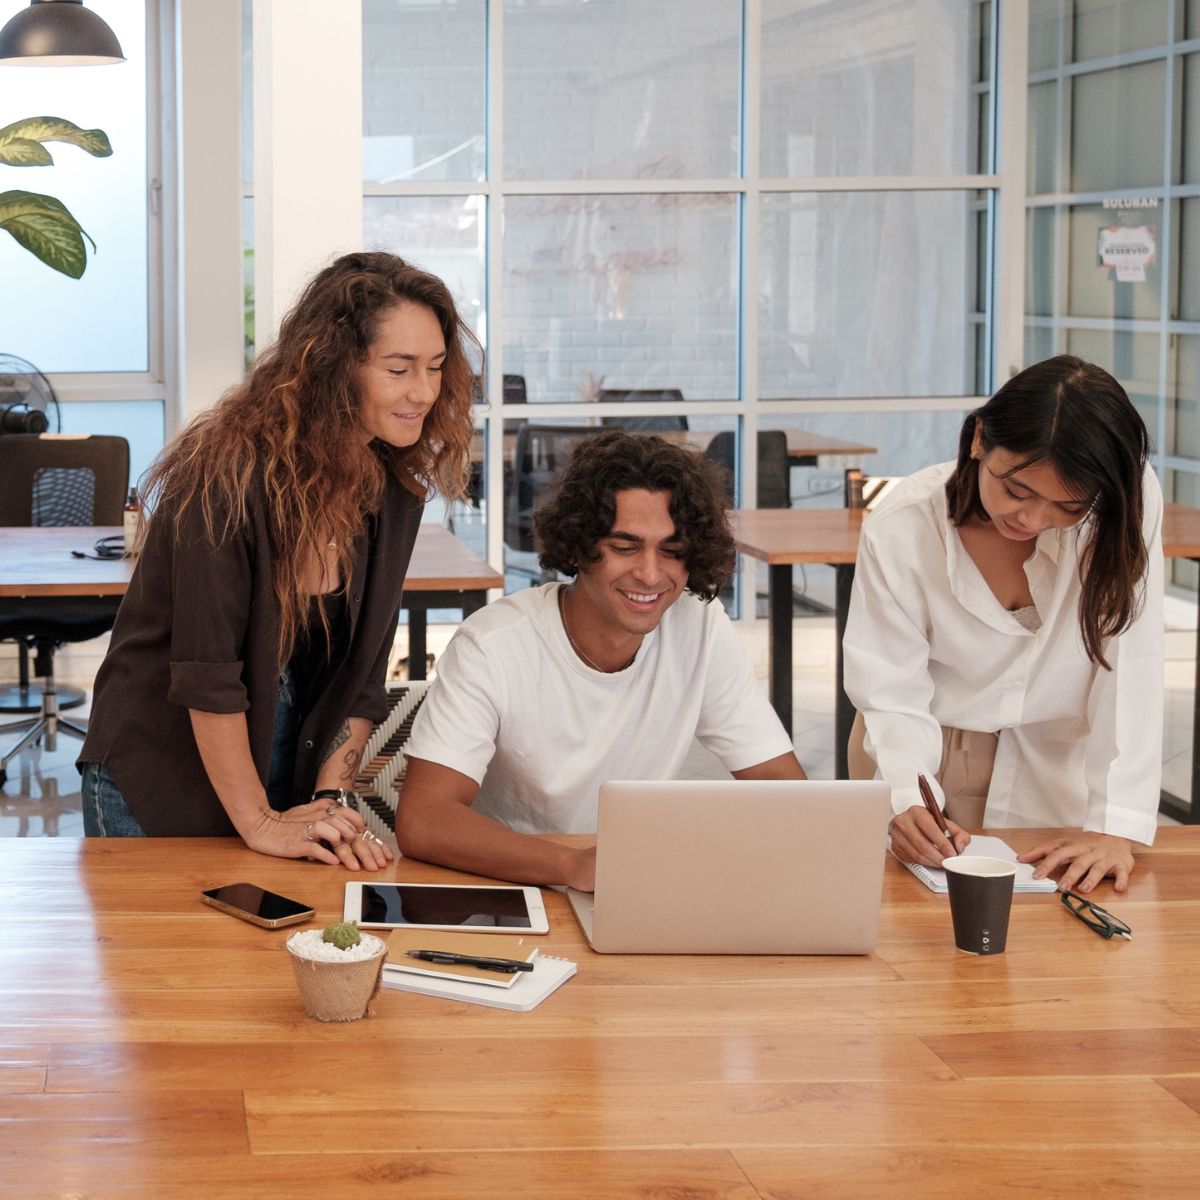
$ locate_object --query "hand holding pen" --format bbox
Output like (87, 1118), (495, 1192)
(889, 774), (970, 867)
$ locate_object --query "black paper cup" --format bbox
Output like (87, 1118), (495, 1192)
(943, 856), (1016, 955)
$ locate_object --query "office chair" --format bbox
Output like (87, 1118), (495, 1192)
(704, 430), (791, 509)
(0, 434), (130, 784)
(472, 374), (527, 405)
(597, 388), (687, 432)
(463, 375), (528, 516)
(505, 424), (603, 583)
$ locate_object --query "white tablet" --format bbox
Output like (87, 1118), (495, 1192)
(343, 882), (549, 934)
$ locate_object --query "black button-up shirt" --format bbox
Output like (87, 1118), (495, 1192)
(80, 470), (422, 835)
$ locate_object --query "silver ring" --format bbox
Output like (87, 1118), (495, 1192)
(324, 804), (339, 818)
(302, 823), (316, 843)
(359, 829), (378, 844)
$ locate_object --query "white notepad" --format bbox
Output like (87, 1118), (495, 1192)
(381, 951), (576, 1012)
(899, 835), (1058, 894)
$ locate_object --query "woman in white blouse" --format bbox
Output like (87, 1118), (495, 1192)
(844, 356), (1163, 895)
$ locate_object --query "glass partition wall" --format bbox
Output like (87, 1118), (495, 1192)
(356, 0), (999, 596)
(1025, 0), (1200, 592)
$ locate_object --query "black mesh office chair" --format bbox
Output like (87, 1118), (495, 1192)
(0, 434), (130, 783)
(465, 375), (528, 514)
(598, 388), (687, 432)
(505, 424), (603, 582)
(704, 430), (791, 509)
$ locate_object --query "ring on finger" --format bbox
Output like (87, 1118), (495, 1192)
(324, 804), (339, 817)
(302, 823), (317, 843)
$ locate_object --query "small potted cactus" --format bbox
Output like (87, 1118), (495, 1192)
(285, 921), (389, 1022)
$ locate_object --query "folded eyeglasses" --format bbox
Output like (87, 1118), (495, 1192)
(1060, 890), (1131, 940)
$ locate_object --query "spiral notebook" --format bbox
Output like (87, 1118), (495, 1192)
(899, 835), (1057, 894)
(381, 930), (576, 1012)
(383, 929), (536, 988)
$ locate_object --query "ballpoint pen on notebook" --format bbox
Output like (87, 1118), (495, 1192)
(405, 950), (535, 974)
(917, 773), (957, 854)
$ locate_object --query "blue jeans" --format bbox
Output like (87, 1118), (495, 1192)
(81, 761), (146, 837)
(82, 670), (301, 837)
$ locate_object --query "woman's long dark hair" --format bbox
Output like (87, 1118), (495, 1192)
(945, 355), (1149, 669)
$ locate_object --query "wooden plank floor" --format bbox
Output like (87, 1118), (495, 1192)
(1, 831), (1198, 1198)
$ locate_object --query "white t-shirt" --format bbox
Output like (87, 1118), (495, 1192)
(843, 461), (1164, 845)
(403, 583), (794, 833)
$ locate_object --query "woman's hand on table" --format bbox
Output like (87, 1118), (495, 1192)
(243, 800), (394, 870)
(1019, 832), (1135, 893)
(890, 805), (971, 868)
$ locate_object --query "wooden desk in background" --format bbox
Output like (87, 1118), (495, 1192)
(733, 504), (1200, 823)
(471, 426), (877, 467)
(0, 524), (501, 681)
(731, 506), (863, 759)
(2, 831), (1198, 1197)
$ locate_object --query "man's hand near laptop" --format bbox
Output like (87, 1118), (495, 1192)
(397, 757), (599, 890)
(397, 750), (804, 894)
(393, 432), (805, 892)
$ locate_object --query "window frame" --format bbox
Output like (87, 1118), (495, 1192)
(39, 0), (171, 429)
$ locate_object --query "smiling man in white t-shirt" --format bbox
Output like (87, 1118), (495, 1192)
(395, 430), (805, 891)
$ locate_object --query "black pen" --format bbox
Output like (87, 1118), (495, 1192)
(406, 949), (534, 973)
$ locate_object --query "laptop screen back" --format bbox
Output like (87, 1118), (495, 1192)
(576, 778), (891, 954)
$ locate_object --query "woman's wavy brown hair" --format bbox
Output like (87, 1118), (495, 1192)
(945, 355), (1150, 669)
(533, 430), (736, 601)
(143, 251), (479, 665)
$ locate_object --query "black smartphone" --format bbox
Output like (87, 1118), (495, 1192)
(201, 883), (315, 929)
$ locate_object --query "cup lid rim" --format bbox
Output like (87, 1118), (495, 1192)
(942, 855), (1018, 877)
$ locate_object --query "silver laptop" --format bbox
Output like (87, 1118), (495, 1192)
(566, 779), (892, 954)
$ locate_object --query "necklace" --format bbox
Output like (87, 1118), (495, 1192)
(558, 589), (637, 673)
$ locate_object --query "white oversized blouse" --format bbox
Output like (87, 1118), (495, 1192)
(843, 461), (1164, 845)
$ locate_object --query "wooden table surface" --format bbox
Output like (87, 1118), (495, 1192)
(0, 523), (501, 598)
(732, 502), (1200, 563)
(731, 505), (867, 564)
(3, 830), (1199, 1198)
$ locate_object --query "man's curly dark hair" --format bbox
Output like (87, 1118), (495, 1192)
(532, 430), (736, 602)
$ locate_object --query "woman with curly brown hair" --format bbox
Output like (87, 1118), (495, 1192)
(394, 430), (804, 892)
(79, 252), (477, 868)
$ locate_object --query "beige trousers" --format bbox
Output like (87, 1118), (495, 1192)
(847, 711), (996, 828)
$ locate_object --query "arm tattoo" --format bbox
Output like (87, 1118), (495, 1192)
(337, 743), (364, 786)
(320, 719), (351, 767)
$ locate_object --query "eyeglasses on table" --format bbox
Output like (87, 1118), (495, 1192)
(1060, 889), (1131, 940)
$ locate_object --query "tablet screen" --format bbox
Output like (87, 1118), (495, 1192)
(358, 884), (534, 929)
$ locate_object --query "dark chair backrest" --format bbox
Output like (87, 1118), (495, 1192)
(704, 430), (790, 509)
(597, 388), (687, 432)
(473, 374), (528, 405)
(505, 424), (605, 553)
(0, 434), (130, 527)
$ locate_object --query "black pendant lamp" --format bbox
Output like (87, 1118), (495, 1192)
(0, 0), (125, 66)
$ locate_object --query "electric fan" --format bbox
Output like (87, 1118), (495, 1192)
(0, 354), (60, 435)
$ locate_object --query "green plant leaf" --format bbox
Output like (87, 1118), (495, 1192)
(0, 189), (95, 278)
(0, 138), (53, 167)
(0, 116), (112, 160)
